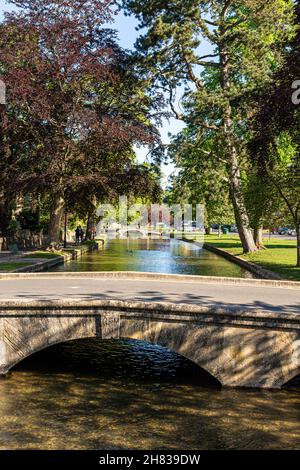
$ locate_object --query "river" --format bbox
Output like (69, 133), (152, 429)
(0, 339), (299, 450)
(0, 238), (298, 450)
(52, 238), (253, 277)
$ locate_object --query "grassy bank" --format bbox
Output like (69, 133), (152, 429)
(204, 235), (300, 281)
(0, 262), (33, 272)
(0, 242), (99, 272)
(0, 251), (62, 272)
(23, 251), (61, 259)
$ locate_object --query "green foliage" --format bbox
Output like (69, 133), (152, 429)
(248, 2), (300, 266)
(167, 126), (234, 226)
(122, 0), (296, 253)
(16, 209), (40, 232)
(123, 0), (294, 108)
(6, 218), (20, 235)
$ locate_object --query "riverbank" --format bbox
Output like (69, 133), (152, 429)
(0, 241), (100, 273)
(204, 235), (300, 282)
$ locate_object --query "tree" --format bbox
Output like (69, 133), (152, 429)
(0, 0), (160, 243)
(249, 1), (300, 266)
(121, 0), (295, 253)
(0, 98), (8, 233)
(168, 126), (234, 233)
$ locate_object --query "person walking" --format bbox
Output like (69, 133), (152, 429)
(75, 226), (81, 244)
(79, 226), (85, 243)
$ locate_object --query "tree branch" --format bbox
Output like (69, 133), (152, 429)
(198, 53), (219, 60)
(197, 60), (221, 68)
(167, 85), (184, 121)
(181, 52), (204, 89)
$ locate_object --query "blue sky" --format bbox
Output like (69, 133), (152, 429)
(0, 1), (186, 184)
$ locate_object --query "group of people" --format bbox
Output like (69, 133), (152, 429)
(75, 226), (85, 244)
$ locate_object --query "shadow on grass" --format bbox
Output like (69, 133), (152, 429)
(262, 244), (297, 250)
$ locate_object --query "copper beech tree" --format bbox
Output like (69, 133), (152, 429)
(0, 0), (161, 243)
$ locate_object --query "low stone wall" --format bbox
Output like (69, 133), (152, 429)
(0, 231), (46, 251)
(1, 270), (300, 289)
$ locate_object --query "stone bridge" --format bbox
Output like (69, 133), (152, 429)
(117, 228), (164, 238)
(0, 272), (299, 389)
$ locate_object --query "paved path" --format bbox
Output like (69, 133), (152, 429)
(0, 274), (299, 315)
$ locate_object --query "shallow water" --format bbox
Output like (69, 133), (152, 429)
(52, 238), (253, 278)
(0, 339), (299, 450)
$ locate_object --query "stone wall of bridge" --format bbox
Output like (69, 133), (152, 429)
(0, 303), (299, 389)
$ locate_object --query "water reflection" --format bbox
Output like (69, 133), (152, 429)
(0, 339), (298, 450)
(52, 239), (252, 278)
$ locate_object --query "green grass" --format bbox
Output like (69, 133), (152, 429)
(83, 240), (98, 247)
(204, 234), (300, 281)
(23, 251), (61, 259)
(0, 262), (32, 272)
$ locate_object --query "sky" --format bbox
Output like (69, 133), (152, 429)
(0, 1), (186, 185)
(113, 10), (185, 185)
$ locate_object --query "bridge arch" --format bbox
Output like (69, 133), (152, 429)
(4, 318), (222, 386)
(281, 368), (300, 389)
(11, 335), (221, 386)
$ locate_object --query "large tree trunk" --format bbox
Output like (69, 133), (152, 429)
(0, 106), (10, 236)
(296, 222), (300, 268)
(218, 224), (222, 238)
(254, 226), (264, 249)
(220, 43), (257, 254)
(225, 132), (257, 253)
(86, 211), (95, 240)
(48, 194), (64, 245)
(0, 195), (10, 234)
(86, 196), (97, 240)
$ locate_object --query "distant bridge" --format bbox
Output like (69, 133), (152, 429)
(0, 272), (299, 389)
(117, 228), (164, 238)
